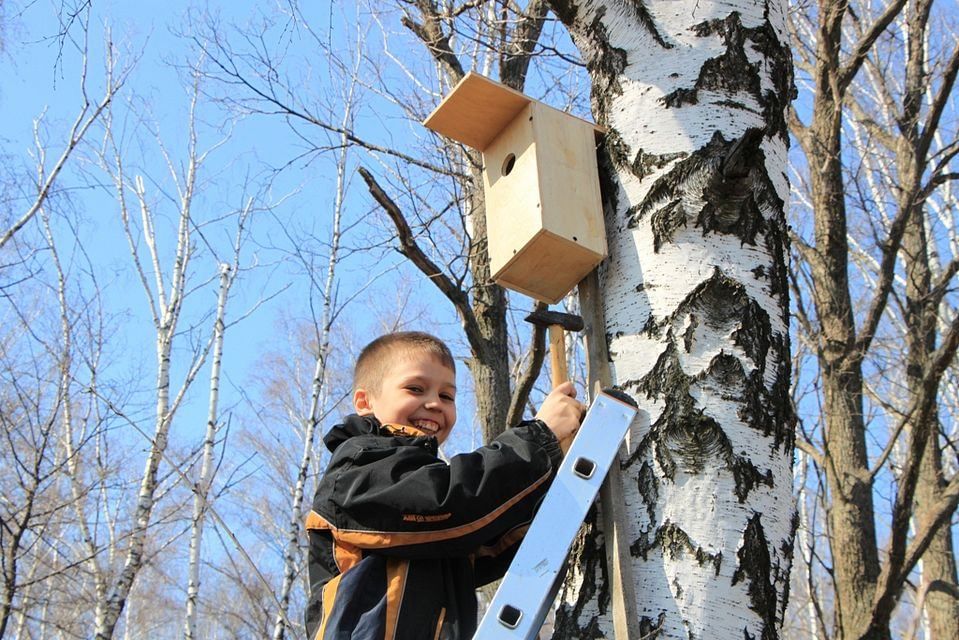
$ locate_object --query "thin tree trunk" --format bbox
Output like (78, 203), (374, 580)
(548, 1), (795, 637)
(95, 101), (205, 637)
(897, 2), (959, 635)
(184, 264), (233, 640)
(270, 113), (352, 640)
(902, 186), (959, 640)
(463, 175), (512, 442)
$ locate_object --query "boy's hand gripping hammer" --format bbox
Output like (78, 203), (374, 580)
(524, 309), (584, 389)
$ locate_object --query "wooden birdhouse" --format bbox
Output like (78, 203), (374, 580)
(423, 73), (607, 304)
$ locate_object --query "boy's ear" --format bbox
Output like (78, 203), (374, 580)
(353, 388), (374, 416)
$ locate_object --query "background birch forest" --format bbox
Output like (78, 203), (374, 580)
(0, 0), (957, 639)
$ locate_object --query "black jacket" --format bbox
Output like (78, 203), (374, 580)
(305, 414), (563, 640)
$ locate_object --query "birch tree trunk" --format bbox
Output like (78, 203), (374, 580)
(94, 78), (221, 639)
(270, 88), (354, 640)
(547, 1), (795, 637)
(184, 262), (235, 640)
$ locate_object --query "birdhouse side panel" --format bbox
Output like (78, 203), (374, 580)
(530, 104), (607, 258)
(482, 105), (543, 278)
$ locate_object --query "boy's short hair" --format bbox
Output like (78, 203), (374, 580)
(354, 331), (455, 393)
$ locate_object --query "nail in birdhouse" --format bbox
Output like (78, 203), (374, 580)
(423, 73), (607, 304)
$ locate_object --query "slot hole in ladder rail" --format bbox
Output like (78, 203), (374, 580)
(498, 604), (523, 629)
(573, 457), (596, 480)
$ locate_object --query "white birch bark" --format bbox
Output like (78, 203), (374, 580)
(549, 0), (795, 637)
(94, 80), (219, 638)
(270, 86), (355, 640)
(184, 262), (234, 640)
(36, 180), (112, 636)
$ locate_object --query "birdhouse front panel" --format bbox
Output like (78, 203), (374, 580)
(481, 102), (607, 303)
(482, 103), (542, 282)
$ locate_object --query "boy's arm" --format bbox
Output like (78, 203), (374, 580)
(310, 420), (563, 559)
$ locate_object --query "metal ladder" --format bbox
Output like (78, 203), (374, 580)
(474, 390), (638, 639)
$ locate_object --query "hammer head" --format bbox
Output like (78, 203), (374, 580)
(525, 309), (584, 332)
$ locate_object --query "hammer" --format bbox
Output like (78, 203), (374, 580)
(525, 308), (585, 389)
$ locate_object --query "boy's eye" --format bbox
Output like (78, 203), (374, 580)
(441, 393), (455, 402)
(406, 385), (423, 393)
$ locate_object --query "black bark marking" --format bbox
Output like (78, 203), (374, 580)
(630, 520), (723, 576)
(642, 314), (662, 339)
(629, 342), (774, 501)
(597, 140), (621, 234)
(778, 511), (799, 622)
(631, 147), (688, 181)
(745, 9), (796, 141)
(586, 9), (627, 120)
(739, 334), (795, 452)
(656, 11), (794, 141)
(732, 514), (779, 640)
(636, 461), (659, 525)
(763, 215), (790, 323)
(636, 343), (728, 476)
(622, 0), (673, 49)
(683, 313), (699, 352)
(663, 13), (763, 109)
(629, 131), (782, 254)
(662, 87), (699, 108)
(604, 128), (632, 169)
(552, 509), (609, 639)
(729, 457), (775, 504)
(638, 612), (667, 637)
(651, 200), (688, 252)
(664, 268), (772, 372)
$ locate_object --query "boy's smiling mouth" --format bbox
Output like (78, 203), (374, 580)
(412, 419), (441, 434)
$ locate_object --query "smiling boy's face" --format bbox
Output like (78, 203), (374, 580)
(353, 350), (457, 444)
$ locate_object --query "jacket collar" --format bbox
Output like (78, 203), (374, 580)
(323, 414), (378, 452)
(324, 414), (436, 453)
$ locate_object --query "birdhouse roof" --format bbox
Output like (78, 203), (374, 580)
(423, 72), (602, 151)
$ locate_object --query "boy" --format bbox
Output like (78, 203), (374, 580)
(305, 331), (582, 640)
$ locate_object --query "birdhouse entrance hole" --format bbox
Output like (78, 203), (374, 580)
(501, 153), (516, 176)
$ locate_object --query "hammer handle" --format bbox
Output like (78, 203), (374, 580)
(548, 324), (568, 389)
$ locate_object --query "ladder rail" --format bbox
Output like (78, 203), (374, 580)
(475, 391), (638, 639)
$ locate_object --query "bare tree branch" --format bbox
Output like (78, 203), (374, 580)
(506, 301), (547, 427)
(401, 0), (466, 85)
(358, 166), (482, 346)
(500, 0), (550, 89)
(837, 0), (908, 94)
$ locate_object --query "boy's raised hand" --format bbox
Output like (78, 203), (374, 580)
(535, 382), (585, 453)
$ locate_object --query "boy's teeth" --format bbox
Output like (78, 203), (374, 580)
(414, 420), (437, 432)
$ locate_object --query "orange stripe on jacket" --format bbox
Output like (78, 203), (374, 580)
(306, 467), (552, 549)
(474, 523), (530, 558)
(333, 540), (363, 573)
(305, 510), (326, 530)
(433, 608), (446, 640)
(315, 574), (342, 640)
(384, 558), (409, 640)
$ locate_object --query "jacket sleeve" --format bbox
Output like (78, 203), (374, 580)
(311, 420), (562, 559)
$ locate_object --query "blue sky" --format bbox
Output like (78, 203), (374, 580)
(0, 0), (516, 466)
